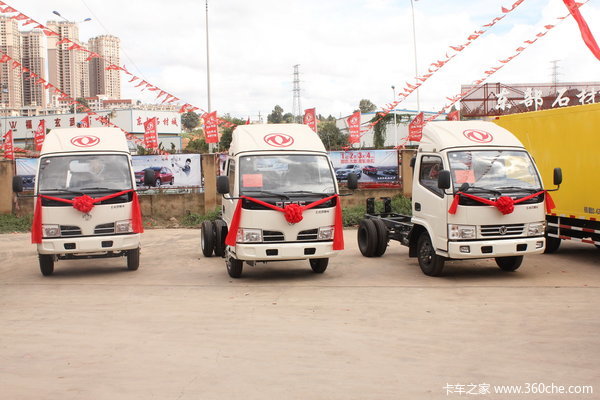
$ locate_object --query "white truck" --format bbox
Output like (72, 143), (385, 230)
(201, 124), (357, 278)
(13, 127), (147, 276)
(357, 121), (561, 276)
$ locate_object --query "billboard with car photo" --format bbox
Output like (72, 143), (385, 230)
(131, 154), (202, 188)
(329, 150), (400, 187)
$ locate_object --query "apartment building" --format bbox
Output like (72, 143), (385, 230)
(0, 16), (23, 115)
(88, 35), (121, 99)
(21, 30), (47, 109)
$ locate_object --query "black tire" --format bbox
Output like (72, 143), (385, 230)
(155, 178), (161, 187)
(213, 219), (227, 257)
(127, 248), (140, 271)
(417, 232), (445, 276)
(39, 254), (54, 276)
(544, 235), (561, 254)
(495, 256), (523, 271)
(309, 258), (328, 273)
(201, 220), (215, 257)
(226, 255), (243, 278)
(357, 219), (378, 257)
(371, 218), (389, 257)
(169, 178), (174, 185)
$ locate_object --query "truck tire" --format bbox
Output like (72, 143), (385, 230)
(417, 232), (445, 276)
(155, 178), (161, 187)
(127, 248), (140, 271)
(544, 235), (561, 254)
(495, 256), (523, 271)
(357, 219), (378, 257)
(309, 258), (328, 273)
(39, 254), (54, 276)
(213, 219), (227, 257)
(226, 255), (243, 278)
(201, 220), (215, 257)
(371, 218), (389, 257)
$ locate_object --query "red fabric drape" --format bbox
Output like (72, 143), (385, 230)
(31, 190), (143, 244)
(224, 195), (344, 250)
(448, 190), (556, 215)
(563, 0), (600, 61)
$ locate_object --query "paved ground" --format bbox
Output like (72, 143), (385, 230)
(1, 229), (598, 400)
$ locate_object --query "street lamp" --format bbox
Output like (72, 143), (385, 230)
(410, 0), (420, 112)
(52, 11), (91, 23)
(392, 85), (398, 147)
(205, 0), (214, 152)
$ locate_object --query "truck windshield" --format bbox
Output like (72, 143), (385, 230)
(239, 154), (336, 196)
(38, 154), (133, 193)
(448, 150), (541, 192)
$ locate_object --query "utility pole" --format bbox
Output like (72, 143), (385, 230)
(205, 0), (214, 152)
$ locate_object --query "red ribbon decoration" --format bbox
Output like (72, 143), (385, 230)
(225, 195), (344, 250)
(563, 0), (600, 61)
(448, 190), (556, 215)
(31, 190), (144, 244)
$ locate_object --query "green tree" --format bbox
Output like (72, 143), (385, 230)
(370, 113), (411, 148)
(282, 112), (294, 123)
(318, 120), (348, 150)
(219, 116), (246, 150)
(181, 111), (200, 132)
(185, 137), (209, 153)
(267, 105), (284, 123)
(359, 99), (377, 113)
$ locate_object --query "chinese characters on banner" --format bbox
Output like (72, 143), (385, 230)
(34, 120), (45, 151)
(408, 112), (424, 141)
(303, 108), (317, 132)
(204, 111), (219, 144)
(143, 117), (159, 149)
(347, 111), (361, 144)
(79, 115), (90, 128)
(3, 130), (14, 160)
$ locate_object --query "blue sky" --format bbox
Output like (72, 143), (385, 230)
(13, 0), (600, 119)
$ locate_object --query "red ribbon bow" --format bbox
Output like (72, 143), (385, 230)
(448, 190), (555, 215)
(225, 194), (344, 250)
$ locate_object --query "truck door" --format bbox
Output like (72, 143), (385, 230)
(413, 154), (448, 252)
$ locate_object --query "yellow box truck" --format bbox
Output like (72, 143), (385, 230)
(493, 103), (600, 252)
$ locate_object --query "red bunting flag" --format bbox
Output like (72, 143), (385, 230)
(408, 112), (425, 141)
(447, 110), (460, 121)
(204, 111), (219, 143)
(347, 111), (361, 144)
(303, 108), (317, 132)
(34, 120), (45, 151)
(143, 117), (159, 149)
(563, 0), (600, 61)
(3, 129), (14, 160)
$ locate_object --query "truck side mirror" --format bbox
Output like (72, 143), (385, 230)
(437, 170), (451, 190)
(553, 167), (562, 186)
(347, 173), (358, 190)
(12, 176), (23, 193)
(217, 175), (230, 194)
(143, 168), (155, 186)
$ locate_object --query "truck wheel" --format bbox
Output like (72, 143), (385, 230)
(201, 220), (215, 257)
(417, 232), (445, 276)
(226, 255), (243, 278)
(127, 248), (140, 271)
(544, 235), (561, 253)
(371, 218), (389, 257)
(155, 179), (161, 187)
(357, 219), (377, 257)
(213, 219), (227, 257)
(39, 255), (54, 276)
(495, 256), (523, 271)
(309, 258), (328, 273)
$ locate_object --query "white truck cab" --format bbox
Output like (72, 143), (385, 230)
(14, 128), (144, 276)
(202, 124), (355, 278)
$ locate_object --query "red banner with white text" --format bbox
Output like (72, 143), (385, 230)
(303, 108), (317, 132)
(143, 117), (159, 149)
(34, 120), (45, 151)
(408, 112), (424, 141)
(204, 111), (219, 144)
(347, 111), (361, 144)
(3, 129), (14, 160)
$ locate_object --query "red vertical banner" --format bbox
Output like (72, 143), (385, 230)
(408, 112), (425, 141)
(347, 111), (361, 144)
(79, 115), (90, 128)
(3, 129), (14, 160)
(204, 111), (219, 143)
(143, 117), (159, 149)
(303, 108), (317, 132)
(34, 120), (45, 151)
(447, 110), (460, 121)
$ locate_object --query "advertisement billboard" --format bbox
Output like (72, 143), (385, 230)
(329, 150), (400, 186)
(131, 154), (202, 188)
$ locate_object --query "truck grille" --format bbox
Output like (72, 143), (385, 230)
(60, 225), (82, 236)
(297, 229), (318, 241)
(263, 230), (284, 242)
(94, 223), (115, 235)
(480, 224), (524, 237)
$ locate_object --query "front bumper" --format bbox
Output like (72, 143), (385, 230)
(37, 234), (140, 255)
(233, 241), (339, 261)
(446, 236), (544, 259)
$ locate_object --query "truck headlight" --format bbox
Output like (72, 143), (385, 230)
(318, 226), (334, 240)
(448, 224), (476, 240)
(236, 228), (262, 243)
(527, 222), (545, 236)
(42, 224), (61, 238)
(115, 219), (133, 233)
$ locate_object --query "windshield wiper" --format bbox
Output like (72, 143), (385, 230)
(40, 189), (83, 195)
(243, 190), (289, 199)
(459, 183), (501, 196)
(78, 187), (125, 192)
(496, 186), (540, 192)
(284, 190), (332, 197)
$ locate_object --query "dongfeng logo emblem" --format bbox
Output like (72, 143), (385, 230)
(264, 133), (294, 148)
(498, 226), (508, 235)
(71, 135), (100, 147)
(463, 129), (493, 143)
